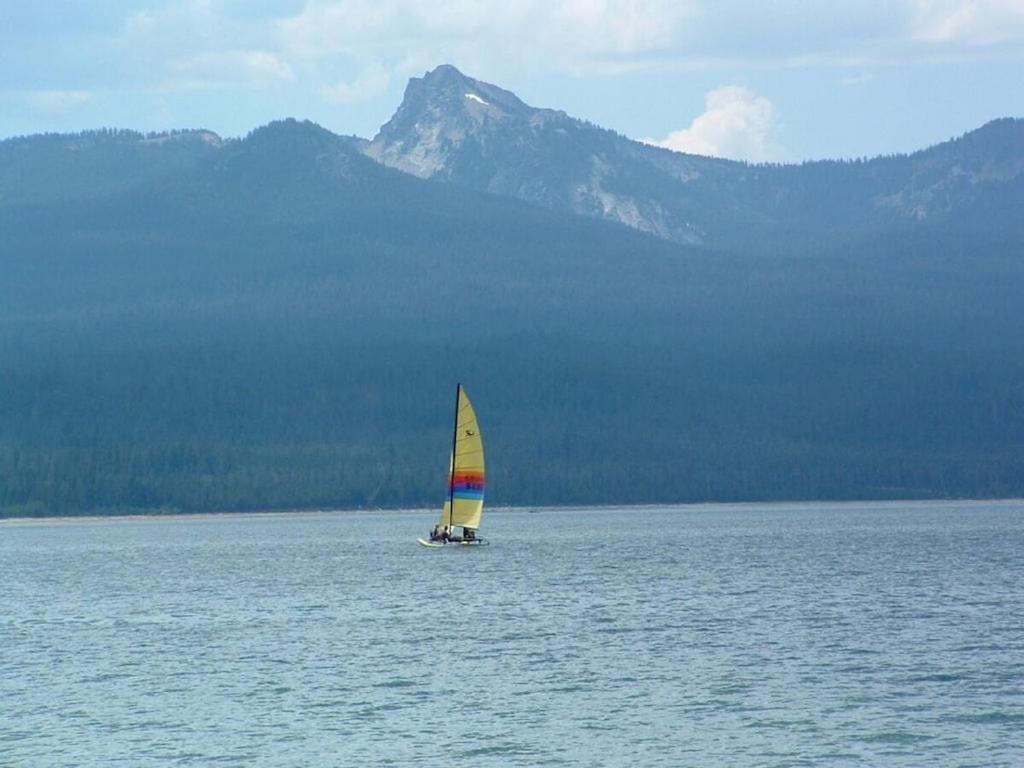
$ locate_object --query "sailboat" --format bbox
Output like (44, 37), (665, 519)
(417, 383), (489, 547)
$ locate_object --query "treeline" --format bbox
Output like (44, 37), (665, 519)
(3, 321), (1023, 516)
(3, 437), (1023, 517)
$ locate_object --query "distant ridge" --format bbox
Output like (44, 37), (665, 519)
(3, 67), (1021, 247)
(364, 65), (1024, 246)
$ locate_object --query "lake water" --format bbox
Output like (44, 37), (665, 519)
(2, 501), (1023, 767)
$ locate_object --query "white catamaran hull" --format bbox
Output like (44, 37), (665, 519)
(417, 538), (489, 548)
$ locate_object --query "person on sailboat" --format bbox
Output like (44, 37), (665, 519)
(429, 524), (446, 542)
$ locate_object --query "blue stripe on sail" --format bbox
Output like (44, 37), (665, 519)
(453, 489), (485, 500)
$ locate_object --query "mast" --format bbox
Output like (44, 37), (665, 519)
(447, 382), (460, 531)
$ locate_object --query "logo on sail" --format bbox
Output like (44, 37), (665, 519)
(450, 469), (485, 500)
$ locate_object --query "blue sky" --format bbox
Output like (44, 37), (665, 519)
(2, 1), (1022, 161)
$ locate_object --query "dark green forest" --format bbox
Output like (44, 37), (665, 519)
(2, 122), (1023, 516)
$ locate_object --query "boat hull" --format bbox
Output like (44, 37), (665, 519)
(417, 538), (489, 548)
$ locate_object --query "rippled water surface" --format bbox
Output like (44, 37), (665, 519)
(2, 502), (1023, 767)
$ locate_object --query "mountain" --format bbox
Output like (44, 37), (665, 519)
(0, 128), (222, 206)
(2, 83), (1024, 516)
(4, 69), (1022, 250)
(367, 65), (1024, 246)
(365, 64), (727, 244)
(1, 118), (690, 338)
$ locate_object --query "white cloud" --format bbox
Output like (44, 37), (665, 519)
(544, 0), (700, 55)
(321, 63), (391, 104)
(123, 10), (158, 36)
(278, 0), (700, 72)
(275, 1), (701, 107)
(278, 0), (393, 58)
(120, 1), (222, 44)
(910, 0), (1024, 46)
(645, 85), (787, 162)
(26, 90), (93, 110)
(267, 0), (1024, 98)
(840, 71), (873, 85)
(112, 2), (273, 93)
(172, 50), (296, 86)
(9, 0), (1022, 143)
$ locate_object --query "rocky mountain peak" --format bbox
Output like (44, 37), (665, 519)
(417, 64), (530, 117)
(363, 65), (715, 242)
(365, 65), (548, 178)
(361, 66), (1023, 246)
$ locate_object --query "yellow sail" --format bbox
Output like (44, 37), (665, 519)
(440, 385), (485, 531)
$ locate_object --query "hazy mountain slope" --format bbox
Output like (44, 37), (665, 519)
(0, 128), (222, 206)
(367, 66), (1024, 247)
(1, 118), (692, 336)
(3, 118), (1024, 515)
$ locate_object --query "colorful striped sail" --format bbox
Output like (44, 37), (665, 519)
(441, 385), (486, 531)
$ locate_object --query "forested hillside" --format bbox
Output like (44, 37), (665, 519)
(2, 117), (1023, 516)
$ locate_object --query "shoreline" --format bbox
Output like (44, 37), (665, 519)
(2, 497), (1022, 526)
